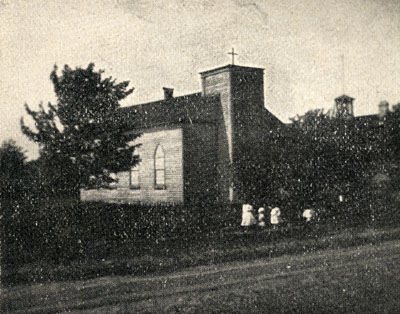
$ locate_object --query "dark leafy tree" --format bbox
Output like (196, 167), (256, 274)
(0, 140), (29, 264)
(389, 103), (400, 159)
(21, 63), (140, 195)
(386, 103), (400, 188)
(281, 102), (400, 224)
(287, 110), (372, 212)
(0, 140), (27, 200)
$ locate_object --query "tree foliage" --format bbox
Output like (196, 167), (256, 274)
(288, 110), (369, 205)
(282, 103), (400, 213)
(21, 64), (140, 193)
(0, 140), (27, 199)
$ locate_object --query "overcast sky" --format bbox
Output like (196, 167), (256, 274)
(1, 0), (399, 159)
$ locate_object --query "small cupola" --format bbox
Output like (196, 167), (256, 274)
(333, 94), (354, 119)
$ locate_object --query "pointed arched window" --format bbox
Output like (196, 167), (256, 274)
(130, 163), (140, 189)
(154, 145), (166, 189)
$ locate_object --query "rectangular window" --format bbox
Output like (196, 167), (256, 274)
(155, 170), (165, 186)
(130, 165), (140, 189)
(154, 145), (166, 189)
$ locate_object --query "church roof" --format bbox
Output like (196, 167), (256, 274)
(199, 64), (264, 76)
(119, 92), (221, 130)
(335, 94), (355, 102)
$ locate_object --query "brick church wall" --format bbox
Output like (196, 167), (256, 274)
(80, 127), (184, 203)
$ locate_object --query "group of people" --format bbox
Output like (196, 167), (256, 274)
(240, 203), (316, 229)
(241, 204), (282, 228)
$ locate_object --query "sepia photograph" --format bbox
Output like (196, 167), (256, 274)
(1, 0), (400, 313)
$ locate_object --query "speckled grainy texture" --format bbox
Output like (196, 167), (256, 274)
(2, 1), (400, 313)
(3, 237), (400, 313)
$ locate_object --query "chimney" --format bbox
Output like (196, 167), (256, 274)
(378, 100), (389, 119)
(163, 87), (174, 100)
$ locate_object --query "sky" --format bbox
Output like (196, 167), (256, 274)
(1, 0), (399, 159)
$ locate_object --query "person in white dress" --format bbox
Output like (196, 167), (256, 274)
(258, 207), (266, 227)
(302, 208), (315, 223)
(241, 203), (256, 227)
(270, 206), (282, 228)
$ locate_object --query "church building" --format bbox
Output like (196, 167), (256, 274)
(81, 64), (282, 204)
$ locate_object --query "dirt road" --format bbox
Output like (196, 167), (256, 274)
(3, 240), (400, 313)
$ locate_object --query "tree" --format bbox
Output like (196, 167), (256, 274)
(288, 109), (371, 210)
(389, 103), (400, 160)
(384, 103), (400, 189)
(21, 64), (140, 195)
(0, 140), (28, 266)
(0, 140), (27, 200)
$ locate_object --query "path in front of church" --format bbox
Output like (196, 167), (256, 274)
(3, 236), (400, 313)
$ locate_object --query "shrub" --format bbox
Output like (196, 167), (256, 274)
(1, 199), (239, 265)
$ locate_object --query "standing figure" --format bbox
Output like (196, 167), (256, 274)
(270, 206), (282, 228)
(241, 204), (256, 227)
(302, 208), (315, 223)
(258, 207), (266, 227)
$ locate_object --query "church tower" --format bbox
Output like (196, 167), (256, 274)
(199, 64), (265, 202)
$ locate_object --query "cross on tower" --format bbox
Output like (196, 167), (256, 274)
(228, 48), (238, 65)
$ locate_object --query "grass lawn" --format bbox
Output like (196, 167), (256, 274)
(3, 223), (400, 286)
(2, 230), (400, 313)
